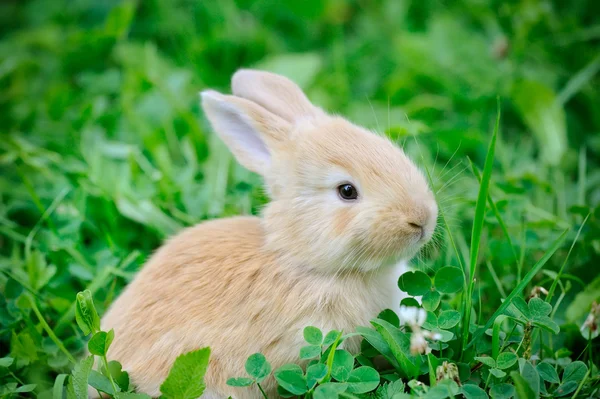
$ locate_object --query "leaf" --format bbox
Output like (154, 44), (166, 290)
(536, 362), (559, 384)
(0, 357), (14, 367)
(226, 377), (253, 387)
(377, 309), (400, 328)
(490, 383), (515, 399)
(527, 298), (551, 317)
(116, 198), (183, 237)
(423, 311), (439, 330)
(433, 328), (454, 342)
(159, 347), (210, 399)
(116, 394), (152, 399)
(306, 363), (328, 389)
(105, 361), (130, 392)
(26, 250), (56, 290)
(427, 379), (460, 398)
(401, 297), (420, 308)
(510, 371), (535, 399)
(434, 267), (464, 294)
(313, 382), (348, 399)
(490, 368), (506, 378)
(303, 326), (323, 345)
(370, 319), (420, 378)
(345, 366), (380, 394)
(554, 381), (578, 397)
(274, 364), (307, 396)
(253, 53), (322, 89)
(398, 270), (432, 296)
(438, 310), (461, 329)
(89, 370), (116, 395)
(53, 374), (68, 399)
(1, 383), (18, 395)
(88, 330), (115, 356)
(67, 355), (94, 399)
(475, 356), (496, 368)
(245, 353), (271, 383)
(10, 331), (38, 366)
(508, 297), (531, 320)
(496, 352), (517, 370)
(300, 345), (321, 359)
(15, 384), (36, 393)
(461, 384), (489, 399)
(75, 290), (100, 336)
(331, 350), (354, 382)
(422, 290), (441, 311)
(104, 0), (136, 38)
(323, 330), (341, 347)
(277, 385), (296, 398)
(561, 361), (587, 384)
(376, 379), (405, 398)
(531, 316), (560, 334)
(356, 326), (400, 370)
(519, 360), (539, 399)
(511, 79), (567, 165)
(467, 229), (568, 348)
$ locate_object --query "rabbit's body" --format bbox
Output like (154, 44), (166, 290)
(101, 70), (438, 398)
(103, 216), (404, 397)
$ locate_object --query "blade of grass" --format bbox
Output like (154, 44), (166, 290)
(557, 53), (600, 105)
(518, 216), (526, 284)
(577, 146), (586, 206)
(461, 98), (500, 357)
(469, 158), (519, 267)
(486, 260), (507, 298)
(27, 294), (76, 364)
(466, 228), (569, 348)
(546, 213), (590, 302)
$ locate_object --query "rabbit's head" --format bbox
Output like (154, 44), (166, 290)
(201, 70), (437, 273)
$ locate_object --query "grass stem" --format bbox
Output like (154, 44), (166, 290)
(27, 294), (76, 364)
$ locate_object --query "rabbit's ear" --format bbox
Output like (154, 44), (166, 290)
(231, 69), (325, 123)
(201, 90), (291, 176)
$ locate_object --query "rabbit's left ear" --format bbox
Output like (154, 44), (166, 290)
(231, 69), (325, 123)
(201, 90), (291, 176)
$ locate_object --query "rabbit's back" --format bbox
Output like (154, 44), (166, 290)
(102, 216), (278, 396)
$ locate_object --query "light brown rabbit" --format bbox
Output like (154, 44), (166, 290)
(100, 70), (438, 398)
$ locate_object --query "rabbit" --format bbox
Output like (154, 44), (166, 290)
(98, 69), (438, 399)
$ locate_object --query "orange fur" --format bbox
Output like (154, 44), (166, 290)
(100, 70), (438, 398)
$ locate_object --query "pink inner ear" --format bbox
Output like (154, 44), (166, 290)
(202, 93), (272, 174)
(222, 107), (272, 168)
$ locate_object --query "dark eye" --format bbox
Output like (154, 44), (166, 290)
(338, 184), (358, 200)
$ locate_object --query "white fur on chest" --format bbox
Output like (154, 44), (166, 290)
(299, 260), (408, 335)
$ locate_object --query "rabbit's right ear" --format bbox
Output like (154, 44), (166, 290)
(201, 90), (291, 176)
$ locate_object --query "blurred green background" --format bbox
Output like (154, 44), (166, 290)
(1, 0), (599, 394)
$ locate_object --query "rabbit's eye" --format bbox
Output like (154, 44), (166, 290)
(338, 184), (358, 201)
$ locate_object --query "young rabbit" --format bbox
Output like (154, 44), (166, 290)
(100, 70), (438, 398)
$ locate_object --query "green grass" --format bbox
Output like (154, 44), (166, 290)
(1, 0), (600, 398)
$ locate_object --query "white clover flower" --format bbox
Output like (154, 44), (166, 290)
(399, 306), (427, 327)
(581, 301), (599, 340)
(529, 285), (549, 299)
(410, 332), (428, 355)
(423, 330), (442, 341)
